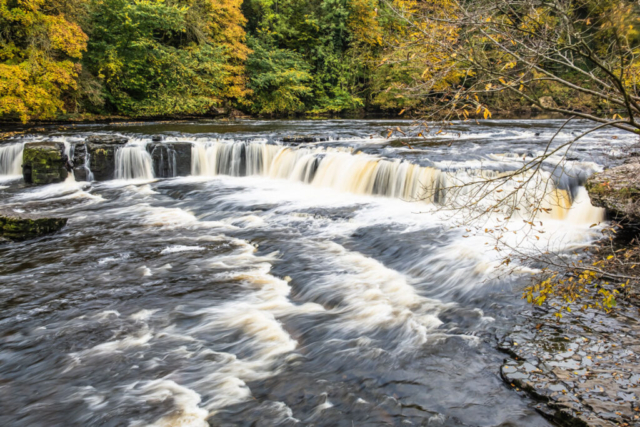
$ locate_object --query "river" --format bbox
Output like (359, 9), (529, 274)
(0, 119), (633, 426)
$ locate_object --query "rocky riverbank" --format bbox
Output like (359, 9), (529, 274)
(499, 158), (640, 426)
(499, 298), (640, 426)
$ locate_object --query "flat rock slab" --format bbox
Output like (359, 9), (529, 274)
(499, 298), (640, 426)
(0, 210), (68, 241)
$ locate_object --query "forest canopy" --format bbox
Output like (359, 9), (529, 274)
(0, 0), (638, 122)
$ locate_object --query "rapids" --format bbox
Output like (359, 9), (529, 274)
(0, 119), (634, 426)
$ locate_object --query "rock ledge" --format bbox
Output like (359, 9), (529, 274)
(0, 210), (68, 241)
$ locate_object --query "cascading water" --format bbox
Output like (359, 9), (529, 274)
(82, 144), (94, 182)
(0, 143), (24, 176)
(115, 144), (154, 180)
(192, 141), (446, 203)
(190, 140), (603, 222)
(151, 144), (178, 178)
(2, 119), (629, 427)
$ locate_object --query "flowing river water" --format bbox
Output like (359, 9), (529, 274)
(0, 119), (634, 426)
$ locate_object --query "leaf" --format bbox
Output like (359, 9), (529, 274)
(399, 109), (405, 115)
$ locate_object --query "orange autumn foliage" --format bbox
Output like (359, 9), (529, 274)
(0, 0), (88, 122)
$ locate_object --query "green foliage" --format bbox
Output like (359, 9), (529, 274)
(84, 0), (230, 116)
(245, 36), (312, 115)
(243, 0), (375, 114)
(0, 0), (88, 122)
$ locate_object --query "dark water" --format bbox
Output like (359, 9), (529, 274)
(0, 119), (634, 426)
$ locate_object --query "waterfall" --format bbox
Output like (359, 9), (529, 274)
(0, 143), (24, 176)
(115, 145), (154, 180)
(83, 144), (94, 182)
(190, 140), (604, 221)
(151, 144), (178, 178)
(191, 141), (446, 203)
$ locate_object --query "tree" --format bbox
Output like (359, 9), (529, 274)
(0, 0), (89, 122)
(382, 0), (640, 312)
(383, 0), (640, 129)
(84, 0), (249, 116)
(245, 35), (313, 115)
(243, 0), (383, 114)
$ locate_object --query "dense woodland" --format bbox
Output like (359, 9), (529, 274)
(0, 0), (638, 122)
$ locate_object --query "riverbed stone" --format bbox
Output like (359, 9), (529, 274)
(22, 141), (69, 185)
(86, 135), (128, 181)
(0, 211), (68, 241)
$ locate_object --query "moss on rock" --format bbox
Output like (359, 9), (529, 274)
(0, 214), (68, 241)
(86, 135), (128, 181)
(22, 141), (69, 185)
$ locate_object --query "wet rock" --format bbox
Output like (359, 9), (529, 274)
(86, 135), (129, 145)
(148, 142), (192, 178)
(586, 159), (640, 222)
(0, 211), (67, 241)
(22, 141), (69, 185)
(282, 135), (329, 144)
(72, 142), (92, 182)
(151, 135), (163, 142)
(86, 135), (128, 181)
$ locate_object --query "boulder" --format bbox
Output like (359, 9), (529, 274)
(148, 142), (192, 178)
(86, 135), (128, 181)
(22, 141), (69, 185)
(586, 159), (640, 222)
(538, 96), (558, 110)
(0, 211), (67, 241)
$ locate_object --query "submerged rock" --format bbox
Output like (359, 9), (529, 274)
(148, 142), (192, 178)
(86, 135), (128, 181)
(0, 211), (67, 241)
(22, 141), (69, 185)
(586, 160), (640, 223)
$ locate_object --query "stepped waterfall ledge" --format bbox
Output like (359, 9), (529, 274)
(0, 119), (634, 427)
